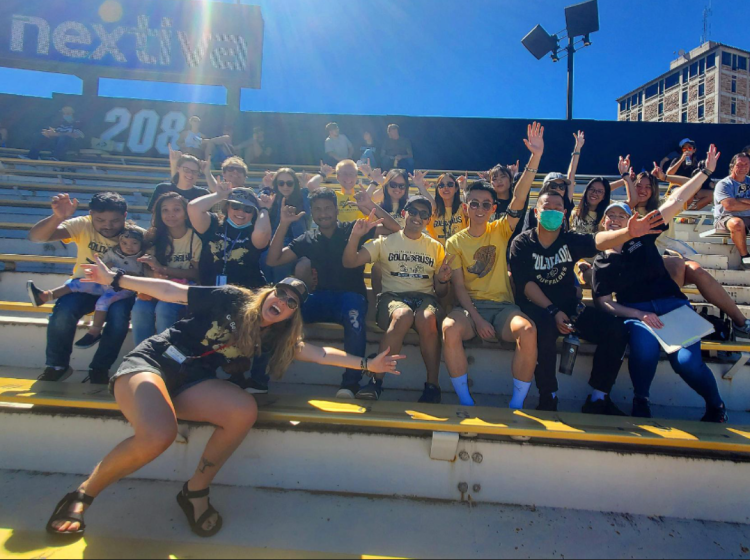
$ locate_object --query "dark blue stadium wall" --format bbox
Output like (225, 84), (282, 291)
(2, 93), (749, 174)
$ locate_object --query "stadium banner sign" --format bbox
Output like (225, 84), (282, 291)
(0, 0), (264, 88)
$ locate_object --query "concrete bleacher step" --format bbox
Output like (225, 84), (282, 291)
(1, 315), (749, 417)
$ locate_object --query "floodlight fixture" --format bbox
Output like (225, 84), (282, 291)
(565, 0), (600, 38)
(521, 25), (559, 61)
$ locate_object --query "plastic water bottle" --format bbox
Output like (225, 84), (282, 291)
(559, 334), (581, 376)
(686, 154), (693, 166)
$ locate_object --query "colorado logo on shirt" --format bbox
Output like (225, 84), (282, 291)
(532, 246), (573, 286)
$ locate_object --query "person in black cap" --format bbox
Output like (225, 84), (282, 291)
(343, 196), (453, 403)
(45, 258), (406, 541)
(188, 183), (275, 289)
(667, 138), (701, 179)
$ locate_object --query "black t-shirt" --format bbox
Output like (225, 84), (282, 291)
(523, 196), (575, 233)
(669, 156), (701, 179)
(148, 182), (210, 212)
(288, 221), (375, 296)
(510, 229), (597, 316)
(198, 214), (267, 289)
(592, 225), (686, 305)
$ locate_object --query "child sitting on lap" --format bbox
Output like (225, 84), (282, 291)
(28, 224), (147, 349)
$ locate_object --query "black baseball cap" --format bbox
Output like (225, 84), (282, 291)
(404, 195), (433, 212)
(276, 277), (309, 305)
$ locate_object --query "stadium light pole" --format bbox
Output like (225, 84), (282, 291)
(522, 0), (599, 120)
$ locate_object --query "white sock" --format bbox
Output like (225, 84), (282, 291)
(450, 375), (475, 407)
(509, 379), (532, 409)
(590, 390), (607, 402)
(551, 392), (557, 399)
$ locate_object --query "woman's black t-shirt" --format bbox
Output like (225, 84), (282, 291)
(198, 213), (267, 289)
(592, 225), (686, 305)
(148, 182), (210, 212)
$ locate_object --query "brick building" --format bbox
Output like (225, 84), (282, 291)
(617, 42), (750, 124)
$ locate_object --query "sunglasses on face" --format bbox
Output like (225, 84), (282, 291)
(389, 183), (407, 191)
(438, 182), (456, 189)
(549, 182), (567, 191)
(224, 166), (246, 175)
(230, 203), (256, 213)
(276, 180), (296, 188)
(469, 201), (495, 211)
(274, 288), (299, 310)
(406, 207), (432, 221)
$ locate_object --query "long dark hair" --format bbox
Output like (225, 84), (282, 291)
(636, 171), (661, 212)
(572, 177), (611, 226)
(145, 192), (190, 265)
(434, 173), (462, 217)
(270, 167), (303, 216)
(382, 169), (410, 214)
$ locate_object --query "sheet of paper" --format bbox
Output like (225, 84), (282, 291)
(637, 305), (715, 354)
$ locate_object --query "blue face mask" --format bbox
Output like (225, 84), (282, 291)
(227, 217), (254, 230)
(538, 210), (565, 232)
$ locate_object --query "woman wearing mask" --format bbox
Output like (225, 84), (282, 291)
(188, 183), (274, 290)
(593, 145), (728, 423)
(45, 262), (405, 540)
(132, 193), (202, 344)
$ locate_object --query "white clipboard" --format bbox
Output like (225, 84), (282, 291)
(634, 305), (715, 354)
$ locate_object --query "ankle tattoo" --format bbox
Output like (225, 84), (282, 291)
(198, 457), (216, 474)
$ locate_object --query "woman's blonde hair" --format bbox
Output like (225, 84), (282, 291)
(233, 286), (305, 379)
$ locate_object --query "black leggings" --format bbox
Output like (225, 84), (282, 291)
(523, 305), (628, 395)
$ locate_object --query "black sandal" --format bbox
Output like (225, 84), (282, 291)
(46, 491), (95, 539)
(176, 482), (223, 538)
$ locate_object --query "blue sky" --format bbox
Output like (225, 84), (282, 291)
(1, 0), (749, 121)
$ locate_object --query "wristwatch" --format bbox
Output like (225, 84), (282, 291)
(701, 169), (713, 178)
(111, 269), (126, 292)
(546, 305), (559, 316)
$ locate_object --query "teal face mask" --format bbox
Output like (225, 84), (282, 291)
(227, 217), (254, 230)
(539, 210), (565, 232)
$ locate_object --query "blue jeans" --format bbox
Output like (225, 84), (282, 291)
(28, 134), (73, 160)
(626, 297), (724, 408)
(46, 293), (134, 371)
(386, 157), (415, 175)
(131, 298), (187, 346)
(302, 291), (368, 389)
(360, 149), (378, 167)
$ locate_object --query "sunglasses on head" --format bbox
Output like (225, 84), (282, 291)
(469, 201), (495, 211)
(274, 287), (299, 310)
(406, 207), (432, 221)
(224, 166), (246, 175)
(389, 183), (407, 191)
(276, 180), (296, 188)
(438, 182), (456, 189)
(229, 202), (256, 213)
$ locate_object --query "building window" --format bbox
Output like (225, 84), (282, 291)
(658, 102), (664, 115)
(645, 83), (659, 99)
(665, 72), (680, 90)
(659, 80), (665, 94)
(690, 62), (699, 78)
(682, 90), (688, 105)
(707, 53), (716, 69)
(631, 93), (639, 106)
(638, 112), (642, 122)
(683, 68), (689, 83)
(723, 52), (733, 67)
(639, 92), (643, 105)
(700, 58), (706, 75)
(732, 99), (737, 115)
(698, 104), (705, 119)
(732, 78), (737, 93)
(682, 111), (688, 123)
(620, 101), (627, 112)
(724, 53), (749, 71)
(699, 83), (705, 97)
(740, 57), (748, 71)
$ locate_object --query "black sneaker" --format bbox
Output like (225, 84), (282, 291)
(38, 366), (73, 382)
(83, 369), (110, 385)
(632, 397), (653, 419)
(356, 380), (383, 401)
(581, 395), (628, 417)
(75, 333), (102, 349)
(336, 383), (362, 399)
(243, 378), (269, 395)
(701, 404), (729, 424)
(536, 393), (559, 412)
(27, 281), (47, 307)
(418, 383), (442, 404)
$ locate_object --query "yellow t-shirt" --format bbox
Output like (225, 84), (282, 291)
(336, 191), (366, 223)
(147, 229), (203, 271)
(427, 207), (468, 245)
(62, 216), (120, 279)
(446, 217), (514, 303)
(365, 231), (446, 295)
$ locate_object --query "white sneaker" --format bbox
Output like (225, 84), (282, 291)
(742, 257), (750, 271)
(336, 388), (356, 399)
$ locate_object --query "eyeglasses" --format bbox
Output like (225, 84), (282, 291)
(276, 180), (296, 188)
(274, 288), (299, 311)
(469, 201), (495, 211)
(589, 189), (606, 196)
(406, 207), (432, 221)
(388, 183), (408, 191)
(181, 167), (200, 176)
(229, 203), (256, 213)
(223, 166), (246, 175)
(438, 182), (456, 189)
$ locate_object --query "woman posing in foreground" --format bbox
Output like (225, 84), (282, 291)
(46, 260), (405, 540)
(593, 145), (728, 422)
